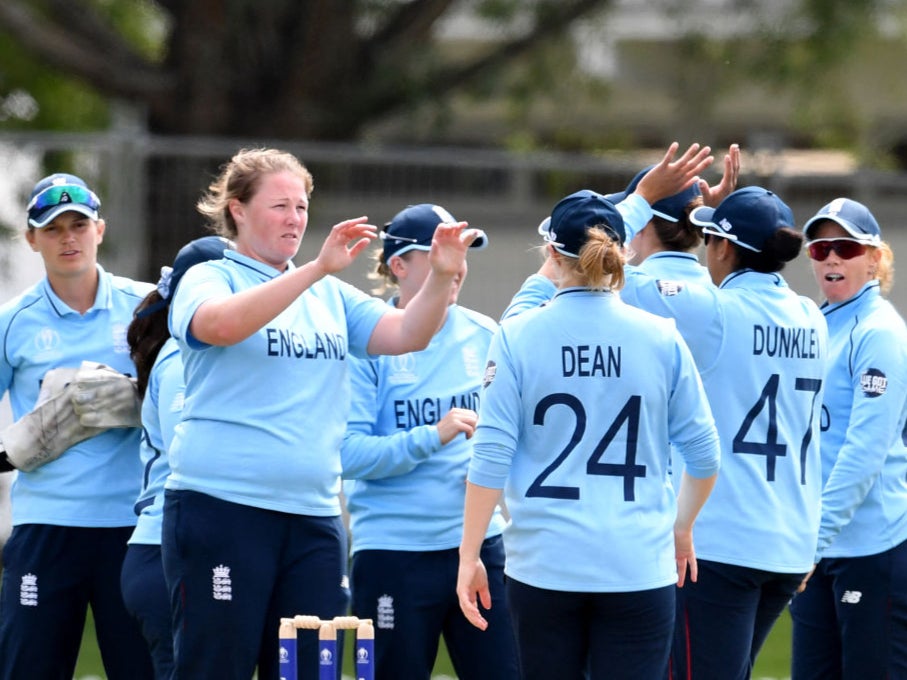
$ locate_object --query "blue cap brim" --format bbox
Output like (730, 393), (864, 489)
(802, 214), (881, 244)
(688, 205), (717, 229)
(470, 229), (488, 250)
(28, 203), (99, 229)
(387, 228), (489, 259)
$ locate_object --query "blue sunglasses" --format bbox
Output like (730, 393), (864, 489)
(27, 184), (101, 226)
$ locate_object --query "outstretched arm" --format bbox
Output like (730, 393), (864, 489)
(190, 217), (377, 346)
(367, 223), (480, 355)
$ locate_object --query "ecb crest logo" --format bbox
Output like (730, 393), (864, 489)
(112, 323), (129, 353)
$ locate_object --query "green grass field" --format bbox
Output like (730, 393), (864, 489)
(74, 609), (794, 679)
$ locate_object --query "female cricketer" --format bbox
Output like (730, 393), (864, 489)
(341, 203), (518, 680)
(121, 236), (233, 679)
(790, 198), (907, 679)
(624, 187), (829, 679)
(162, 148), (480, 680)
(0, 173), (153, 679)
(457, 190), (720, 680)
(504, 184), (829, 679)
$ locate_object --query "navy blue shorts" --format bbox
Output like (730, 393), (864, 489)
(790, 538), (907, 680)
(162, 489), (350, 680)
(505, 576), (675, 680)
(670, 559), (804, 680)
(121, 543), (173, 679)
(0, 524), (153, 680)
(351, 535), (518, 680)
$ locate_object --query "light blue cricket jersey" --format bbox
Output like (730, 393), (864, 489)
(622, 252), (714, 359)
(469, 289), (720, 592)
(167, 250), (387, 515)
(129, 338), (183, 545)
(623, 251), (712, 298)
(815, 281), (907, 560)
(623, 269), (829, 572)
(623, 253), (714, 473)
(342, 302), (507, 554)
(637, 251), (711, 284)
(0, 265), (152, 527)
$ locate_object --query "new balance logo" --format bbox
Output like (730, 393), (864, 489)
(841, 590), (862, 604)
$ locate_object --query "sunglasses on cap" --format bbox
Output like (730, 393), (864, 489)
(27, 184), (101, 222)
(702, 232), (733, 246)
(806, 238), (868, 262)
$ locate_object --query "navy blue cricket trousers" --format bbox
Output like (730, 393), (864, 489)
(350, 535), (519, 680)
(506, 576), (675, 680)
(790, 539), (907, 680)
(670, 559), (804, 680)
(161, 489), (350, 680)
(121, 543), (174, 679)
(0, 524), (153, 680)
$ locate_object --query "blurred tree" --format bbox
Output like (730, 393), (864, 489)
(0, 0), (617, 270)
(0, 0), (609, 138)
(0, 0), (901, 271)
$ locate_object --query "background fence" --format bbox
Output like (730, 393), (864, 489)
(2, 129), (907, 321)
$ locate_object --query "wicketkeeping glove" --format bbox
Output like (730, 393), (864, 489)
(0, 367), (105, 473)
(71, 361), (142, 429)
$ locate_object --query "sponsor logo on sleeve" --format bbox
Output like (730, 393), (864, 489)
(860, 368), (887, 397)
(656, 280), (685, 296)
(482, 360), (497, 388)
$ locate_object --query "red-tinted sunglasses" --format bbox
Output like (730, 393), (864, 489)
(806, 238), (868, 262)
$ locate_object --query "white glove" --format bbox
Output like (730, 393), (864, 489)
(71, 361), (142, 429)
(0, 368), (105, 473)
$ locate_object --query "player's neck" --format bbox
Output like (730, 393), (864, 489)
(47, 269), (100, 314)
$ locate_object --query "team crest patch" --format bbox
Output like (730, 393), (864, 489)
(377, 594), (395, 630)
(462, 346), (481, 377)
(860, 368), (887, 397)
(112, 323), (130, 353)
(482, 360), (497, 388)
(656, 280), (684, 296)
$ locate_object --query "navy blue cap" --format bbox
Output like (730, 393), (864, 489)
(607, 165), (702, 223)
(539, 190), (625, 257)
(137, 236), (234, 319)
(380, 204), (487, 260)
(163, 236), (234, 302)
(690, 186), (794, 253)
(802, 198), (881, 244)
(27, 173), (101, 228)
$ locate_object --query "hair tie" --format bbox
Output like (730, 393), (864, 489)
(156, 266), (174, 300)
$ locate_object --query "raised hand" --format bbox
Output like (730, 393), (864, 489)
(428, 222), (481, 278)
(634, 142), (714, 205)
(315, 216), (378, 274)
(699, 143), (741, 207)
